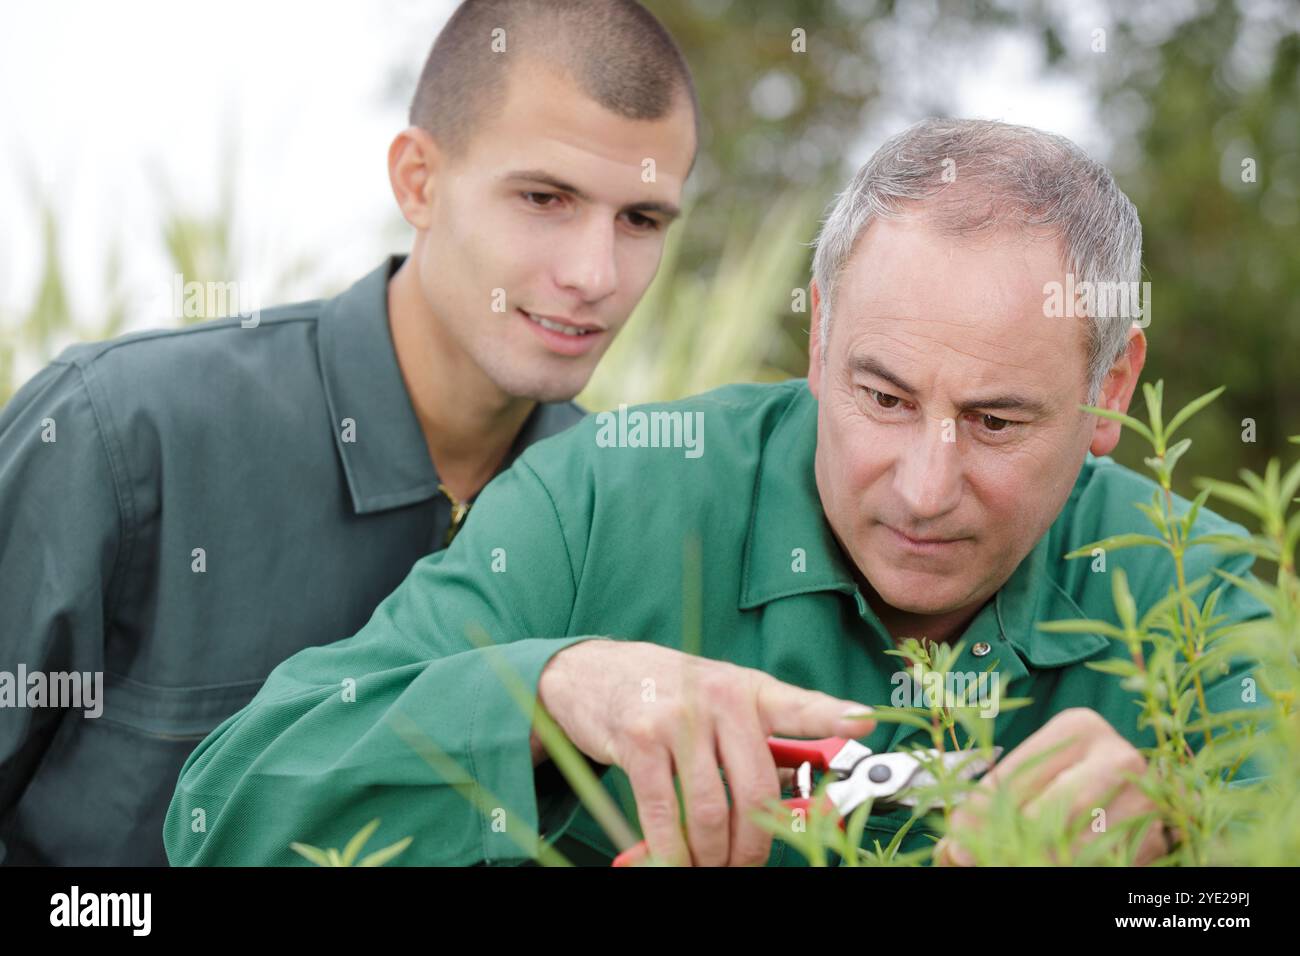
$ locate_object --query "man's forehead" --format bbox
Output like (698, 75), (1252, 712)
(490, 137), (687, 210)
(833, 223), (1088, 390)
(844, 299), (1072, 355)
(479, 59), (695, 191)
(843, 237), (1062, 317)
(837, 307), (1087, 413)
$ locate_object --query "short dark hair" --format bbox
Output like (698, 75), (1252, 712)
(409, 0), (699, 159)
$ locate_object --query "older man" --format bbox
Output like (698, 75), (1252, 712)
(165, 119), (1267, 867)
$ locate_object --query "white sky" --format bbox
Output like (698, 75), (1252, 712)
(0, 0), (1101, 385)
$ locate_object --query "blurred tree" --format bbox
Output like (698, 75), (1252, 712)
(1074, 0), (1300, 485)
(4, 0), (1293, 494)
(0, 150), (315, 405)
(637, 0), (1298, 486)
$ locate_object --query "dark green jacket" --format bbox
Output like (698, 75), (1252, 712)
(0, 257), (584, 864)
(164, 379), (1269, 866)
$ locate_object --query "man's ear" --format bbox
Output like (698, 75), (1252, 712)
(808, 279), (824, 398)
(1089, 327), (1148, 456)
(388, 126), (442, 231)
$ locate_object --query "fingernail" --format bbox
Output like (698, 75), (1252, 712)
(841, 705), (874, 720)
(946, 840), (974, 867)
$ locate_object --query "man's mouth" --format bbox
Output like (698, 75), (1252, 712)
(519, 309), (601, 336)
(884, 524), (969, 552)
(516, 308), (606, 357)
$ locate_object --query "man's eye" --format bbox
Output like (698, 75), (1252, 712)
(522, 191), (560, 207)
(624, 211), (661, 231)
(866, 387), (903, 409)
(980, 414), (1013, 432)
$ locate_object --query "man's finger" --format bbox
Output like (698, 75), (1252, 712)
(673, 719), (730, 866)
(623, 745), (689, 866)
(1024, 746), (1165, 864)
(1021, 743), (1138, 829)
(973, 717), (1095, 806)
(933, 834), (975, 867)
(944, 727), (1087, 842)
(753, 673), (876, 739)
(715, 717), (780, 866)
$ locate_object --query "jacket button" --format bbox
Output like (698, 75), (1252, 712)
(972, 641), (992, 657)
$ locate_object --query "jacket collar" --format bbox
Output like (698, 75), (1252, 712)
(317, 255), (441, 514)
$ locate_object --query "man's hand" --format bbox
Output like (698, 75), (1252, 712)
(532, 639), (876, 866)
(934, 707), (1172, 866)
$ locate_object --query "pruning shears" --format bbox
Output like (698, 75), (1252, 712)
(612, 735), (1002, 867)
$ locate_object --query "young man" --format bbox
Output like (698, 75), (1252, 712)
(166, 119), (1269, 868)
(0, 0), (697, 865)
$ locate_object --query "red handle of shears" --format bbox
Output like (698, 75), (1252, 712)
(766, 735), (851, 770)
(611, 736), (851, 866)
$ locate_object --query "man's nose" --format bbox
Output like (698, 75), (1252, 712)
(893, 416), (963, 521)
(554, 214), (618, 303)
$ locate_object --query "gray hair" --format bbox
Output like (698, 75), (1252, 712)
(811, 118), (1142, 405)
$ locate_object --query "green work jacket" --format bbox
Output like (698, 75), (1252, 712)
(164, 379), (1269, 866)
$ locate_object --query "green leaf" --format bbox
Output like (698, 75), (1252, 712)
(843, 797), (874, 864)
(1142, 380), (1165, 446)
(1184, 532), (1272, 560)
(1182, 486), (1213, 536)
(340, 818), (381, 867)
(289, 842), (333, 867)
(1120, 673), (1150, 694)
(1163, 437), (1192, 474)
(1181, 708), (1269, 736)
(1134, 490), (1171, 535)
(1164, 385), (1225, 442)
(1285, 509), (1300, 563)
(1062, 533), (1167, 560)
(1111, 567), (1138, 632)
(1279, 457), (1300, 508)
(1037, 619), (1126, 640)
(1181, 647), (1239, 687)
(1264, 458), (1281, 502)
(358, 836), (414, 867)
(1085, 658), (1142, 678)
(1213, 568), (1287, 617)
(883, 814), (918, 858)
(862, 706), (936, 731)
(1193, 478), (1271, 523)
(1140, 576), (1211, 632)
(1199, 582), (1224, 625)
(1078, 404), (1156, 446)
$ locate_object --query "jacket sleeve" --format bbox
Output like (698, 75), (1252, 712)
(164, 458), (602, 866)
(0, 360), (124, 857)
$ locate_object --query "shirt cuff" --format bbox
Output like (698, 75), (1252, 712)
(467, 635), (602, 864)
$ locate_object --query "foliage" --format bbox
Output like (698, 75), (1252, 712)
(747, 381), (1298, 866)
(290, 818), (413, 867)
